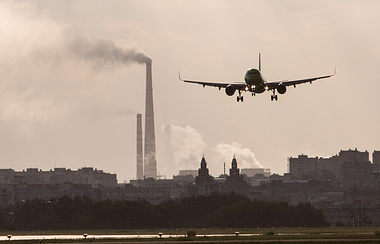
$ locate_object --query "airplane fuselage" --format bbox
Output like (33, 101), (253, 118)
(244, 68), (266, 94)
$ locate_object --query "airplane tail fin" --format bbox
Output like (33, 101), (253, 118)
(259, 53), (261, 71)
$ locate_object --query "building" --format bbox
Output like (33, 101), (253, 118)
(318, 155), (339, 179)
(373, 151), (380, 164)
(195, 156), (214, 186)
(289, 155), (318, 179)
(0, 167), (117, 187)
(372, 151), (380, 172)
(339, 148), (369, 164)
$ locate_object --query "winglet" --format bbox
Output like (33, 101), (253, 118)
(179, 70), (183, 81)
(331, 66), (336, 77)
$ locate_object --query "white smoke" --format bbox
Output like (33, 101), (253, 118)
(215, 142), (263, 169)
(161, 123), (207, 174)
(159, 123), (264, 177)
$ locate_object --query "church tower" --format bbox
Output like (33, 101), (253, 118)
(195, 156), (214, 185)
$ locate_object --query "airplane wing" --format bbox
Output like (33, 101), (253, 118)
(179, 73), (246, 89)
(267, 71), (335, 90)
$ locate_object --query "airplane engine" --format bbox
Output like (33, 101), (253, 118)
(225, 85), (236, 96)
(277, 83), (287, 94)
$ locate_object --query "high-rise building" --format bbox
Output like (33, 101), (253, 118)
(144, 61), (157, 179)
(289, 154), (318, 178)
(339, 149), (371, 184)
(373, 151), (380, 164)
(338, 148), (369, 163)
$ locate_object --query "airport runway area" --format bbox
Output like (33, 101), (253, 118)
(2, 231), (380, 243)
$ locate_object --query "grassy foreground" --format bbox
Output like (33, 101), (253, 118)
(1, 227), (380, 243)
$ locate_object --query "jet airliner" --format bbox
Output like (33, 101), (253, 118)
(180, 54), (335, 102)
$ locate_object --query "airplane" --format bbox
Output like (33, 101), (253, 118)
(179, 53), (335, 102)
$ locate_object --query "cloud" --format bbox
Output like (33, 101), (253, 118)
(0, 1), (146, 126)
(0, 88), (65, 123)
(0, 1), (151, 70)
(161, 122), (207, 174)
(215, 142), (263, 169)
(158, 123), (264, 177)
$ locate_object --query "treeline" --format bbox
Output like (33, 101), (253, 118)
(0, 193), (326, 230)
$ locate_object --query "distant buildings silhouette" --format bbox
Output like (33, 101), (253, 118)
(288, 148), (376, 185)
(3, 148), (380, 226)
(0, 167), (116, 207)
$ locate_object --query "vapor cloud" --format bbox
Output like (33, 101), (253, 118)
(161, 123), (207, 174)
(158, 123), (264, 177)
(216, 142), (263, 169)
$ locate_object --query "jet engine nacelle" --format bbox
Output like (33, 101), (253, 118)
(225, 85), (236, 96)
(277, 83), (287, 94)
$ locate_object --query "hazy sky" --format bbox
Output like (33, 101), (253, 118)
(1, 0), (380, 182)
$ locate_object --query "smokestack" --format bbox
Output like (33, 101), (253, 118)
(136, 114), (143, 179)
(144, 61), (157, 179)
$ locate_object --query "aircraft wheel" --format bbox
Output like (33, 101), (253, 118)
(241, 96), (244, 102)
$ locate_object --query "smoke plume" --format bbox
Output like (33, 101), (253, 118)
(65, 36), (152, 68)
(0, 1), (151, 125)
(161, 123), (207, 172)
(216, 142), (263, 169)
(158, 123), (264, 177)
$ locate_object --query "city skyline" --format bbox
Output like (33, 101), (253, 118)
(1, 147), (378, 182)
(0, 1), (380, 182)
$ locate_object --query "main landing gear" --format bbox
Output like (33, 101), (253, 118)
(271, 90), (278, 101)
(237, 90), (244, 102)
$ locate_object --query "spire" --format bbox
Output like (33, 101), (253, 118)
(231, 155), (238, 169)
(230, 155), (239, 177)
(201, 156), (207, 169)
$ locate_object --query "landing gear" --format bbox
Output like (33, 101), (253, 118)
(271, 90), (278, 101)
(237, 96), (244, 102)
(237, 90), (244, 102)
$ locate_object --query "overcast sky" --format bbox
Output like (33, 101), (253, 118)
(1, 0), (380, 182)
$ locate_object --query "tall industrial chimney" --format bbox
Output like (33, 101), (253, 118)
(136, 114), (143, 179)
(144, 61), (157, 179)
